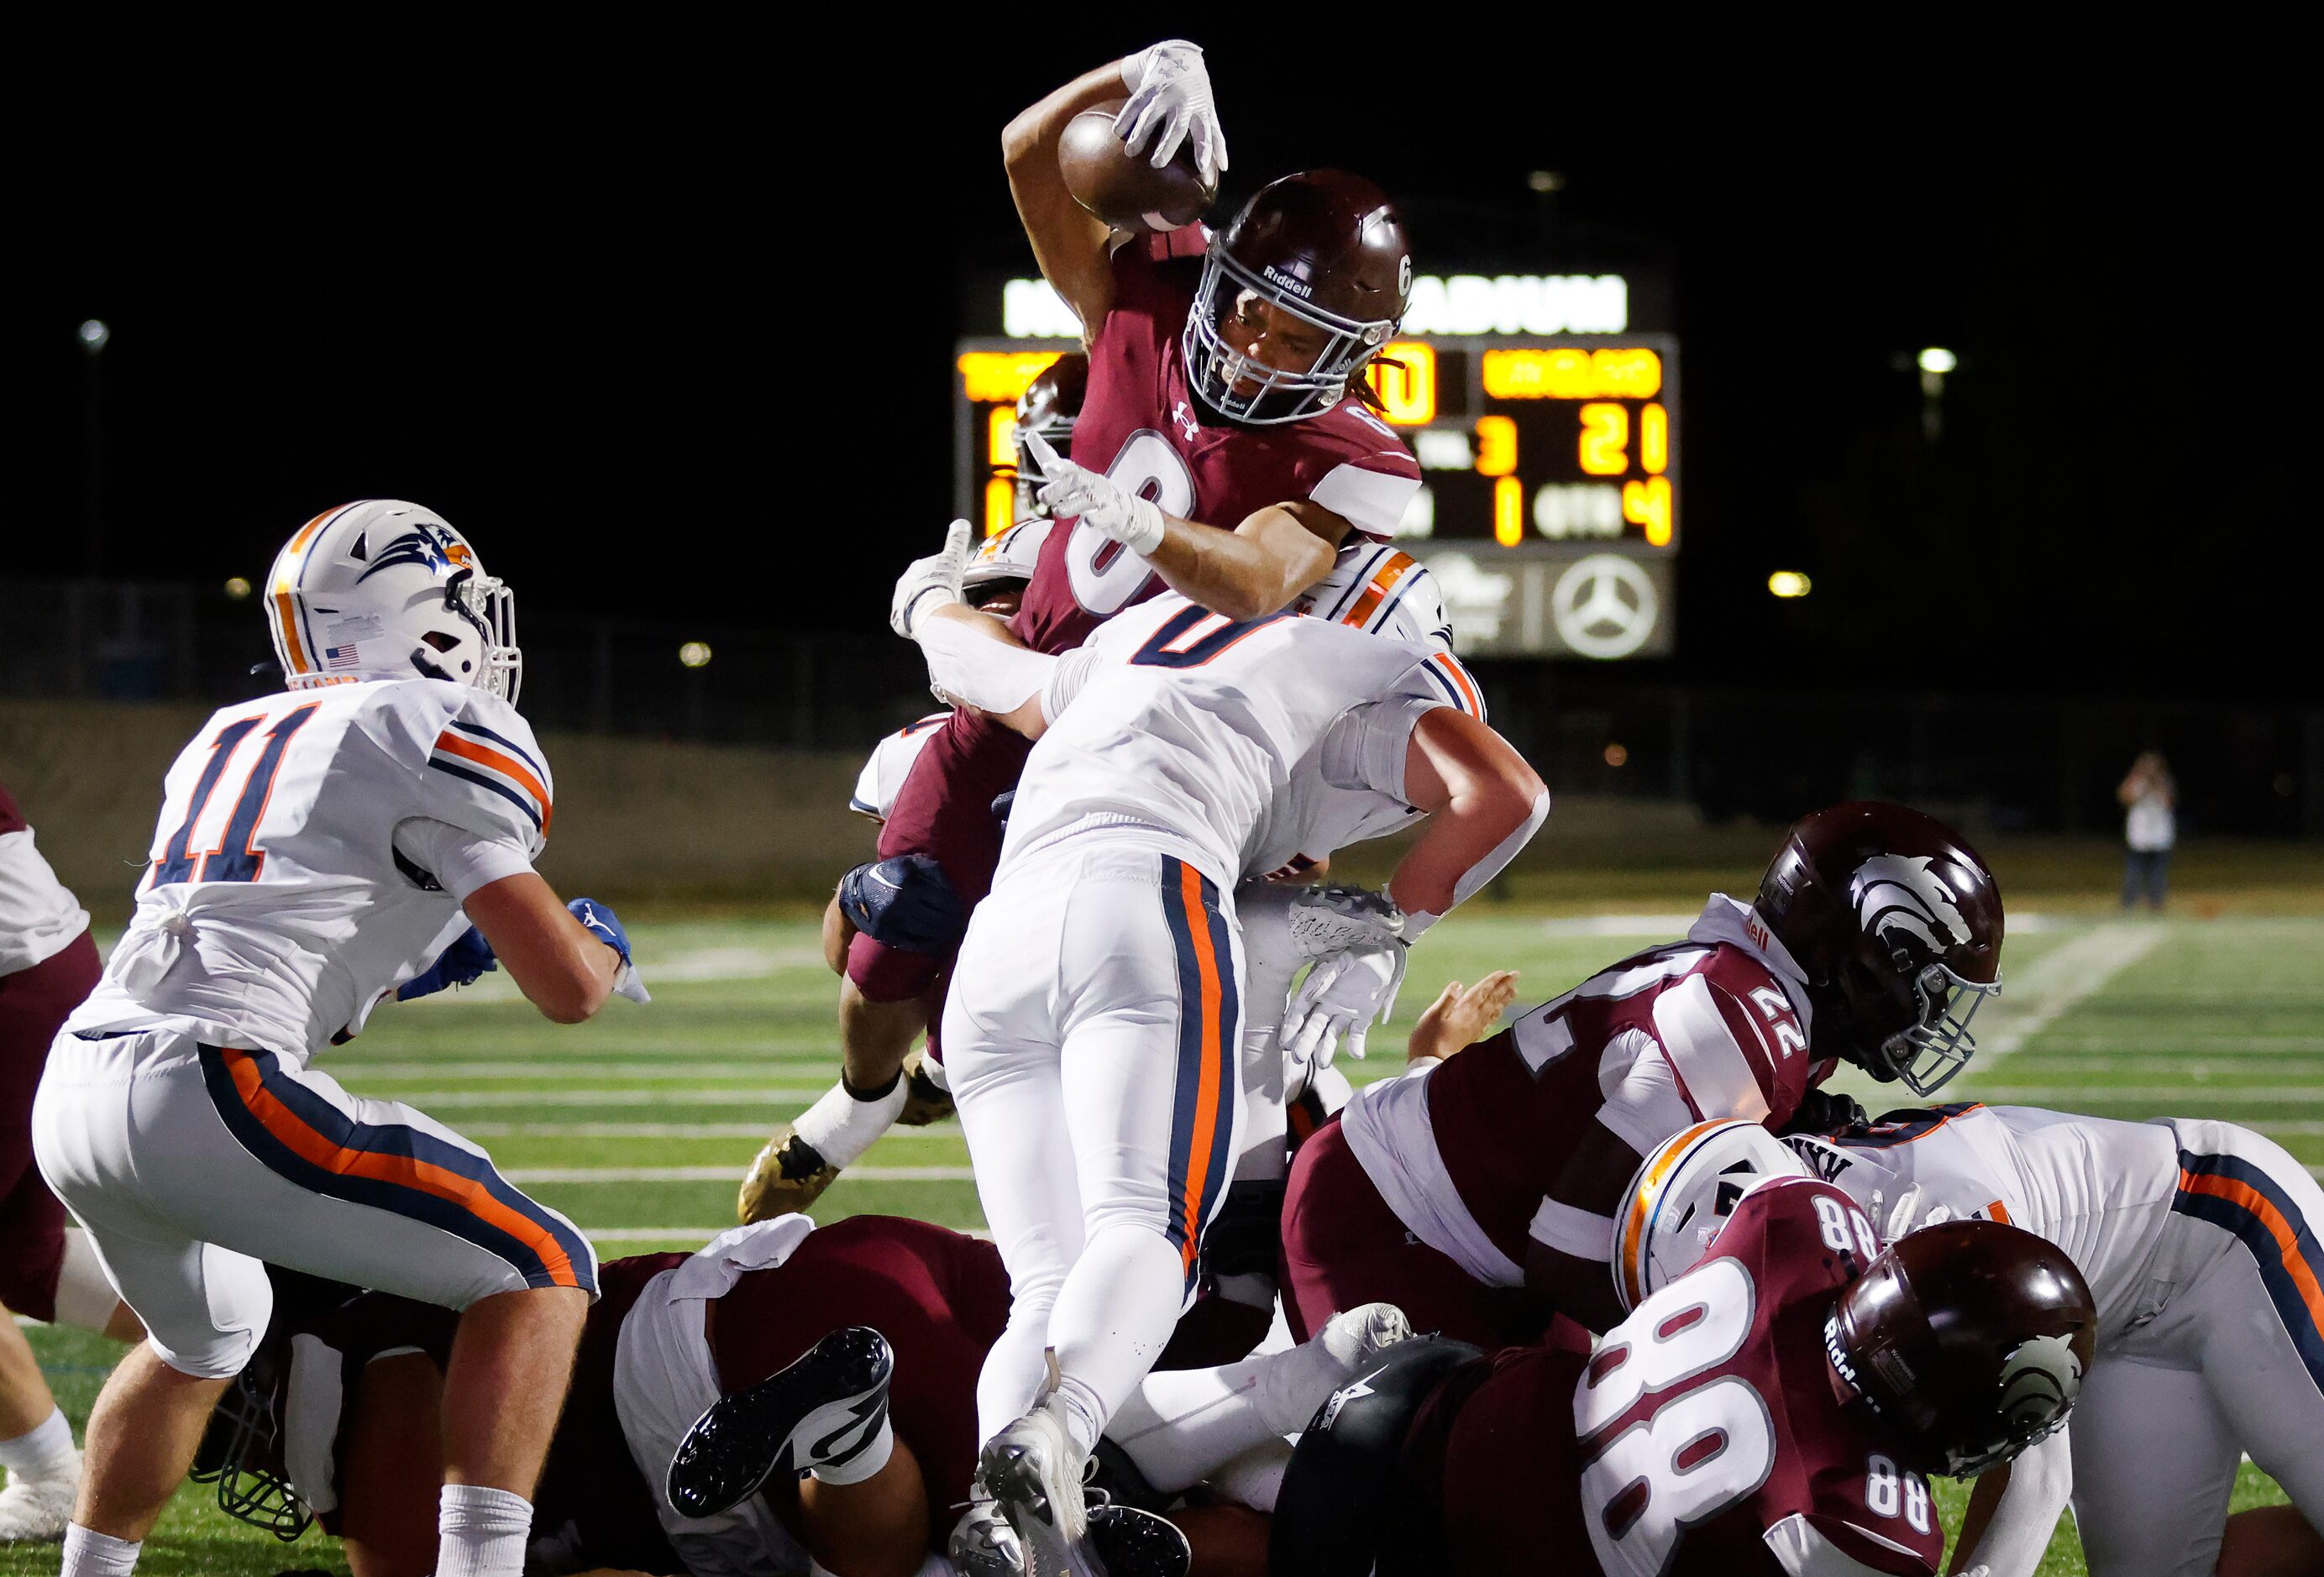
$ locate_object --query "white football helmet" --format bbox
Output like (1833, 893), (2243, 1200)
(1613, 1118), (1810, 1312)
(962, 517), (1052, 605)
(263, 500), (520, 702)
(1294, 542), (1483, 719)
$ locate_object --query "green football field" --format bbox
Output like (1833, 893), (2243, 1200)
(10, 905), (2316, 1575)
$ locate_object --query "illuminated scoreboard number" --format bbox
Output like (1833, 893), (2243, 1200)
(1360, 338), (1678, 551)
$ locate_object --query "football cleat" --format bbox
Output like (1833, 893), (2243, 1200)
(979, 1400), (1105, 1577)
(737, 1127), (841, 1223)
(0, 1458), (77, 1543)
(898, 1047), (954, 1127)
(1087, 1500), (1189, 1577)
(947, 1496), (1022, 1577)
(665, 1326), (893, 1518)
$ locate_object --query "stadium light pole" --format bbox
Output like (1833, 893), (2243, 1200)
(79, 318), (111, 577)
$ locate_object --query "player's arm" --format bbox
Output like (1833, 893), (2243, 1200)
(1946, 1429), (2072, 1577)
(1387, 707), (1549, 927)
(461, 874), (624, 1024)
(1003, 60), (1125, 336)
(1523, 1125), (1642, 1333)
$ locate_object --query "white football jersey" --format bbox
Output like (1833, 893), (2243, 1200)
(848, 713), (947, 821)
(66, 678), (551, 1064)
(1792, 1103), (2181, 1344)
(1005, 594), (1445, 888)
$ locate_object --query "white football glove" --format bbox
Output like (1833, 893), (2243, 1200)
(890, 519), (973, 639)
(1283, 943), (1409, 1074)
(1116, 39), (1228, 185)
(1284, 884), (1406, 958)
(1023, 432), (1167, 556)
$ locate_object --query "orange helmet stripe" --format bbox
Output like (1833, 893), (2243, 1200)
(1618, 1118), (1739, 1308)
(1341, 552), (1414, 629)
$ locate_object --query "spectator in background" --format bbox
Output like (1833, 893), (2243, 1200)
(2118, 751), (2176, 910)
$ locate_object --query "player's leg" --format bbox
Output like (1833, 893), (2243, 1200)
(2169, 1127), (2324, 1528)
(2068, 1356), (2241, 1577)
(742, 720), (1026, 1220)
(1044, 856), (1245, 1458)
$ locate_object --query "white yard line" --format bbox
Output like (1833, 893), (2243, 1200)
(342, 1061), (836, 1082)
(1962, 1087), (2324, 1103)
(509, 1165), (973, 1184)
(459, 1121), (956, 1139)
(579, 1225), (994, 1243)
(387, 1088), (830, 1107)
(1970, 922), (2165, 1064)
(438, 944), (826, 1000)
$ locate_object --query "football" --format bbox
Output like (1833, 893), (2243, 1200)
(1057, 99), (1217, 233)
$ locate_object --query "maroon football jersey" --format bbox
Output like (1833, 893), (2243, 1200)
(1011, 233), (1423, 656)
(1339, 901), (1817, 1282)
(1428, 1177), (1946, 1577)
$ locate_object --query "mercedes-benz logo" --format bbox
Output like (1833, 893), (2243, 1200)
(1550, 554), (1660, 659)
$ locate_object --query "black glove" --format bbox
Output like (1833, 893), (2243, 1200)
(1779, 1087), (1868, 1137)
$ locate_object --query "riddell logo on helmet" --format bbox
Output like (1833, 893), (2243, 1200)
(1262, 264), (1315, 300)
(1851, 855), (1970, 955)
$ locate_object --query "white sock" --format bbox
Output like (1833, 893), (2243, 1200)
(1105, 1302), (1409, 1491)
(806, 1411), (894, 1486)
(0, 1407), (76, 1479)
(1044, 1224), (1185, 1454)
(792, 1072), (910, 1170)
(60, 1524), (139, 1576)
(436, 1483), (532, 1577)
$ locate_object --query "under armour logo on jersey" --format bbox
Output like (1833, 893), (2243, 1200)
(1849, 854), (1970, 956)
(1172, 401), (1199, 441)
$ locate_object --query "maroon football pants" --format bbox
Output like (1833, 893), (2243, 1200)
(846, 712), (1031, 1035)
(0, 929), (101, 1321)
(1281, 1115), (1539, 1350)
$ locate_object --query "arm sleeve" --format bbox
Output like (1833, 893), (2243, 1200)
(391, 817), (535, 903)
(412, 691), (553, 857)
(1595, 1040), (1698, 1157)
(915, 618), (1062, 717)
(1039, 646), (1104, 724)
(1317, 696), (1445, 800)
(1308, 460), (1423, 539)
(1765, 1513), (1936, 1577)
(1650, 974), (1780, 1124)
(1954, 1430), (2072, 1577)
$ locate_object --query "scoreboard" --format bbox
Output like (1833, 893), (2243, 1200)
(952, 329), (1679, 660)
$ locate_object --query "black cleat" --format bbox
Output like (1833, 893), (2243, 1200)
(1088, 1501), (1189, 1577)
(665, 1325), (893, 1518)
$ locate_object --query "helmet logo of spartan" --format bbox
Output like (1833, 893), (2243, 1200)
(1850, 854), (1968, 954)
(1996, 1331), (2082, 1432)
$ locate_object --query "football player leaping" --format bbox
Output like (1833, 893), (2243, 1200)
(1789, 1101), (2324, 1577)
(31, 500), (647, 1577)
(739, 37), (1429, 1224)
(889, 526), (1545, 1575)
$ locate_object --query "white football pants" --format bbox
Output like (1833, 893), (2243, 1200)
(2070, 1118), (2324, 1577)
(946, 836), (1245, 1445)
(34, 1027), (595, 1378)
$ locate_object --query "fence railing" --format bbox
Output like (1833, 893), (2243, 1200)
(5, 578), (2317, 836)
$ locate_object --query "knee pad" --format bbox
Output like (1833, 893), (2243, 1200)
(838, 854), (969, 958)
(1268, 1336), (1483, 1577)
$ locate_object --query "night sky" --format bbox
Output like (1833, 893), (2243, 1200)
(10, 25), (2308, 700)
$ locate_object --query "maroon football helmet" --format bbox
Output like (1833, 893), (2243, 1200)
(1754, 802), (2003, 1095)
(1183, 170), (1411, 425)
(1011, 353), (1089, 518)
(1826, 1219), (2096, 1477)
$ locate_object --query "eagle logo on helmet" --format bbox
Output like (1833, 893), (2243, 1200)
(1849, 854), (1970, 961)
(357, 523), (469, 584)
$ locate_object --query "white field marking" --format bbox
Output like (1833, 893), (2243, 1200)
(2251, 1121), (2324, 1136)
(580, 1225), (994, 1244)
(1960, 1087), (2324, 1103)
(457, 1121), (957, 1139)
(385, 1088), (830, 1108)
(511, 1165), (974, 1184)
(2033, 1036), (2324, 1052)
(1535, 911), (2074, 940)
(341, 1061), (837, 1082)
(437, 944), (827, 1001)
(1967, 922), (2166, 1064)
(1983, 1056), (2324, 1074)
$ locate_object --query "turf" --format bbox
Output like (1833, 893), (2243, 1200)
(8, 906), (2313, 1574)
